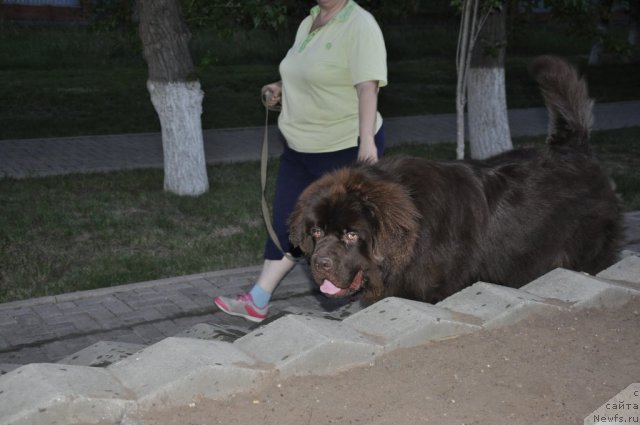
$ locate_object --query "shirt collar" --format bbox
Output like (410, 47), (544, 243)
(310, 0), (355, 23)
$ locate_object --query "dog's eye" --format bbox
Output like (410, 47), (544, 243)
(310, 227), (324, 238)
(344, 231), (359, 243)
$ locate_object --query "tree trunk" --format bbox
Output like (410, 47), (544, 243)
(138, 0), (209, 196)
(629, 0), (639, 47)
(467, 2), (512, 160)
(588, 0), (614, 65)
(455, 0), (478, 160)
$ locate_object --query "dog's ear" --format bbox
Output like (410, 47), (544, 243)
(360, 178), (420, 269)
(288, 189), (315, 255)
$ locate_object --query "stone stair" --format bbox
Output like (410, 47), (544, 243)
(0, 254), (638, 425)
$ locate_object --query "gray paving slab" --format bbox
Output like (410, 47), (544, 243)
(108, 337), (271, 408)
(234, 315), (382, 378)
(597, 254), (640, 284)
(344, 297), (482, 351)
(0, 363), (133, 425)
(522, 264), (640, 308)
(436, 281), (564, 329)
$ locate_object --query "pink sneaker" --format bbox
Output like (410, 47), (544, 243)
(213, 293), (268, 323)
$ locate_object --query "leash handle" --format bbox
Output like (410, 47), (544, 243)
(260, 91), (296, 262)
(262, 90), (281, 112)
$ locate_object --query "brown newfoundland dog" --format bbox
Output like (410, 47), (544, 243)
(288, 56), (622, 304)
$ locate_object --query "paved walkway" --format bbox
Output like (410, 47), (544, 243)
(1, 101), (639, 178)
(0, 103), (639, 372)
(0, 262), (361, 367)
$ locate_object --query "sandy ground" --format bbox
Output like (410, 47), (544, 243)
(140, 298), (640, 425)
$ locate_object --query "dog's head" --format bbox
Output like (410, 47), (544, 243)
(288, 164), (420, 300)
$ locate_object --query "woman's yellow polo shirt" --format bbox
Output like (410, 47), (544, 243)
(278, 1), (388, 153)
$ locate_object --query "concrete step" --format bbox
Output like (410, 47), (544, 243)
(0, 363), (133, 425)
(597, 253), (640, 284)
(234, 315), (382, 378)
(108, 337), (271, 410)
(0, 255), (638, 425)
(343, 297), (482, 351)
(437, 281), (566, 329)
(521, 267), (640, 309)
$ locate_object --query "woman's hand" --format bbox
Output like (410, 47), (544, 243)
(262, 82), (282, 109)
(358, 135), (378, 163)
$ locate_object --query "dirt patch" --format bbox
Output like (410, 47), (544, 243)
(141, 298), (640, 425)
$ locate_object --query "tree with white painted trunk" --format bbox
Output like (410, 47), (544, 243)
(467, 2), (511, 159)
(138, 0), (209, 196)
(455, 0), (512, 160)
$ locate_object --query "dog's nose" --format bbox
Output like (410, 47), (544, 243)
(315, 256), (333, 271)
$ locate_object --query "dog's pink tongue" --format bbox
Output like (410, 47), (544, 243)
(320, 279), (342, 295)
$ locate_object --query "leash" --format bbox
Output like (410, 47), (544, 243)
(260, 91), (297, 262)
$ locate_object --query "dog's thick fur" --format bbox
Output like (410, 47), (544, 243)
(288, 56), (622, 304)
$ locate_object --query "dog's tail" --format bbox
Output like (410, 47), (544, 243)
(530, 55), (594, 153)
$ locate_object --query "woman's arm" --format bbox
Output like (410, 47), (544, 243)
(356, 80), (380, 163)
